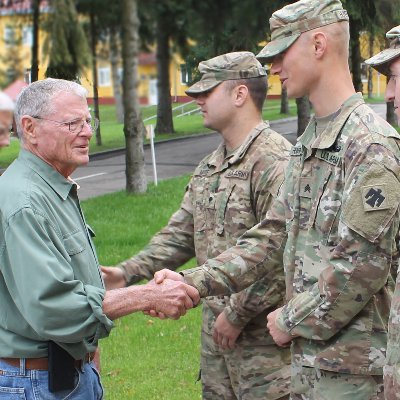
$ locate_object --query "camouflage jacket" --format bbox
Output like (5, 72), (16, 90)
(118, 121), (291, 333)
(182, 94), (400, 375)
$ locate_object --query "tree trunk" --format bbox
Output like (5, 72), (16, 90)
(30, 0), (40, 82)
(280, 86), (289, 114)
(349, 17), (363, 93)
(90, 10), (101, 146)
(122, 0), (147, 193)
(296, 96), (311, 137)
(155, 11), (174, 134)
(367, 33), (374, 99)
(109, 26), (124, 123)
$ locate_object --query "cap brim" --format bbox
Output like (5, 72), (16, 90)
(185, 80), (222, 96)
(256, 34), (300, 63)
(365, 48), (400, 76)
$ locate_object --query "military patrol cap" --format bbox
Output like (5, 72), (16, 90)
(365, 26), (400, 76)
(256, 0), (349, 63)
(185, 51), (267, 96)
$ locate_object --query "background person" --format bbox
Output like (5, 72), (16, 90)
(0, 78), (198, 399)
(154, 1), (400, 399)
(103, 51), (292, 400)
(0, 91), (14, 148)
(366, 25), (400, 400)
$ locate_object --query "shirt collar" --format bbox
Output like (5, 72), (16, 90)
(298, 93), (364, 155)
(18, 149), (76, 200)
(207, 121), (269, 169)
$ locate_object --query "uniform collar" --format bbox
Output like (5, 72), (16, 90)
(298, 93), (364, 156)
(207, 121), (270, 169)
(18, 149), (76, 200)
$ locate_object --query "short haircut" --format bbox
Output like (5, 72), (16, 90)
(223, 76), (268, 112)
(14, 78), (87, 139)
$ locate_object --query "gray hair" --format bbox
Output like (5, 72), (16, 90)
(0, 91), (14, 111)
(14, 78), (88, 139)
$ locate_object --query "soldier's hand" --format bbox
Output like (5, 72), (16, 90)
(213, 312), (242, 350)
(145, 278), (200, 320)
(267, 307), (293, 347)
(154, 269), (184, 284)
(101, 266), (127, 290)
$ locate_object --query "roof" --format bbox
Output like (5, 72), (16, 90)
(3, 79), (28, 101)
(0, 0), (50, 15)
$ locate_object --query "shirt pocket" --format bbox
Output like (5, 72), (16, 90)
(310, 166), (343, 245)
(63, 230), (87, 256)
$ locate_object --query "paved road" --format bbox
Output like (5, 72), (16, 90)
(72, 103), (387, 200)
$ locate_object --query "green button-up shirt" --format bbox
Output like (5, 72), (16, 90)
(0, 150), (113, 359)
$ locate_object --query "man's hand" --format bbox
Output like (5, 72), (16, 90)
(213, 312), (242, 350)
(154, 269), (184, 284)
(145, 278), (200, 320)
(267, 307), (293, 347)
(101, 266), (127, 290)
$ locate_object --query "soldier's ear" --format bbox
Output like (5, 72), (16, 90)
(21, 116), (38, 144)
(312, 31), (327, 59)
(234, 84), (248, 107)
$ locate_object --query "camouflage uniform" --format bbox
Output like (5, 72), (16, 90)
(366, 26), (400, 400)
(182, 93), (400, 400)
(118, 52), (292, 399)
(181, 2), (400, 396)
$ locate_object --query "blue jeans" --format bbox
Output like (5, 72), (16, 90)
(0, 359), (103, 399)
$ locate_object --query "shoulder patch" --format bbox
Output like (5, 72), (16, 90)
(341, 162), (400, 242)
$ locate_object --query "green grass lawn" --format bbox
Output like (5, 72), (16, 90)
(81, 175), (202, 400)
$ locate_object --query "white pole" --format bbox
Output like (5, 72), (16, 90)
(149, 124), (158, 186)
(377, 72), (381, 98)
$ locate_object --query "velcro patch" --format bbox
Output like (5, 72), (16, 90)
(362, 185), (390, 211)
(341, 162), (400, 242)
(300, 177), (313, 198)
(315, 149), (341, 166)
(290, 143), (303, 157)
(225, 170), (249, 180)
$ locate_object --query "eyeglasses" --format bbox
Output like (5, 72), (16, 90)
(31, 115), (99, 134)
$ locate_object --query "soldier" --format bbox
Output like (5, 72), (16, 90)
(366, 26), (400, 400)
(154, 1), (400, 399)
(102, 51), (292, 399)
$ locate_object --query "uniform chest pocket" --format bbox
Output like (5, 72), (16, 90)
(310, 167), (343, 245)
(63, 230), (87, 256)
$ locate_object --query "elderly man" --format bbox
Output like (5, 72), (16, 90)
(366, 26), (400, 400)
(0, 91), (14, 148)
(155, 1), (400, 398)
(0, 78), (198, 399)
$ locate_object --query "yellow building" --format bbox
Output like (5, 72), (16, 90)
(0, 3), (390, 103)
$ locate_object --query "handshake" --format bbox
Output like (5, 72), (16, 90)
(102, 267), (200, 320)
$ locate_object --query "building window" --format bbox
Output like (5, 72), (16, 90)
(98, 67), (111, 86)
(4, 25), (15, 46)
(22, 25), (33, 46)
(361, 62), (368, 83)
(180, 64), (192, 84)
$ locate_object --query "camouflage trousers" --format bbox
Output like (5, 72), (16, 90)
(290, 364), (384, 400)
(384, 364), (400, 400)
(201, 329), (291, 400)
